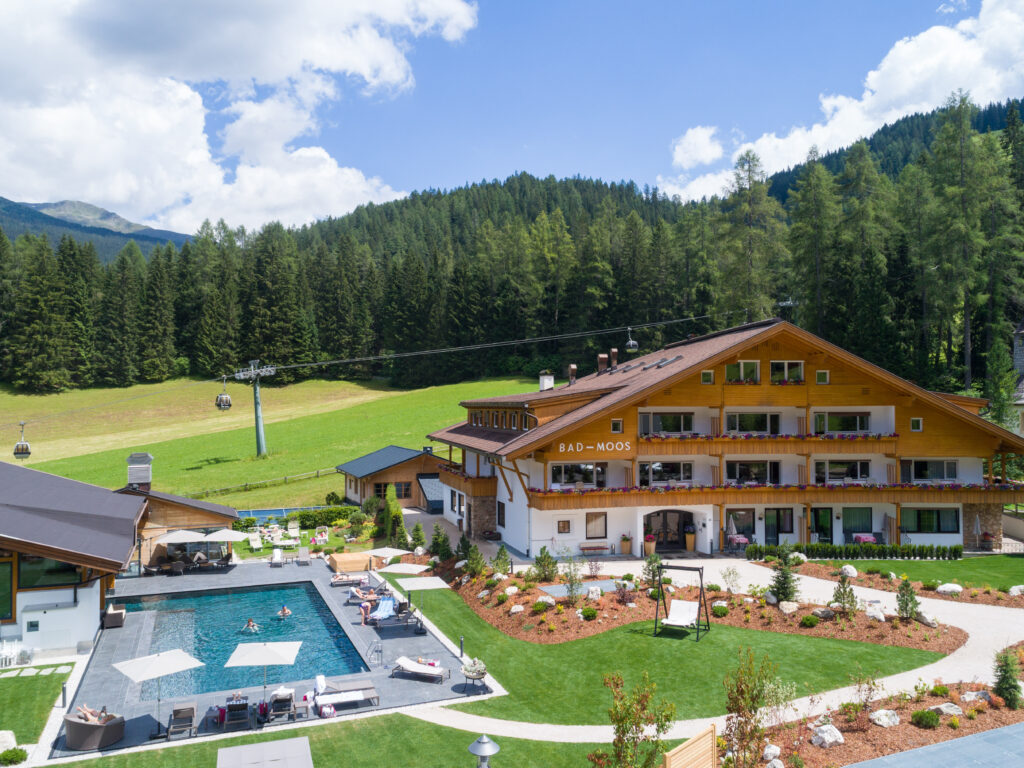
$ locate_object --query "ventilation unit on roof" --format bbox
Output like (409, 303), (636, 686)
(642, 358), (667, 371)
(657, 355), (683, 368)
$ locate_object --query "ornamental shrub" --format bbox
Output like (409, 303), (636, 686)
(712, 605), (729, 618)
(800, 614), (819, 628)
(921, 579), (940, 591)
(930, 684), (949, 697)
(910, 709), (939, 729)
(429, 523), (453, 560)
(484, 578), (498, 590)
(993, 650), (1022, 709)
(770, 543), (799, 603)
(897, 578), (920, 620)
(410, 522), (427, 550)
(831, 573), (857, 615)
(490, 544), (512, 575)
(348, 510), (367, 528)
(532, 546), (559, 582)
(465, 545), (487, 577)
(495, 593), (508, 604)
(581, 605), (597, 621)
(456, 533), (472, 562)
(0, 748), (27, 766)
(706, 583), (722, 593)
(532, 600), (550, 614)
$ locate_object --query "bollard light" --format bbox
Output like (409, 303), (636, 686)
(459, 635), (464, 657)
(468, 734), (500, 767)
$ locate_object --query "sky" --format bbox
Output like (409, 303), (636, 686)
(2, 0), (1024, 233)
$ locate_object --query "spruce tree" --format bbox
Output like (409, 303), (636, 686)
(993, 650), (1022, 709)
(138, 246), (178, 381)
(94, 242), (145, 386)
(770, 543), (799, 603)
(896, 578), (920, 620)
(55, 235), (97, 387)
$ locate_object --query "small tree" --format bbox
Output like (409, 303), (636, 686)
(587, 671), (676, 768)
(361, 494), (381, 523)
(560, 548), (584, 606)
(466, 545), (487, 577)
(430, 523), (453, 560)
(325, 491), (343, 506)
(532, 545), (559, 581)
(456, 533), (472, 562)
(722, 648), (776, 768)
(642, 553), (662, 586)
(831, 572), (858, 615)
(770, 542), (799, 603)
(993, 650), (1022, 709)
(490, 543), (512, 575)
(410, 522), (426, 550)
(384, 484), (408, 546)
(896, 578), (920, 620)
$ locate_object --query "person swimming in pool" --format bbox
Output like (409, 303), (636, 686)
(244, 618), (260, 632)
(277, 605), (292, 618)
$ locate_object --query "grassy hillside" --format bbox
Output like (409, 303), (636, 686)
(18, 377), (531, 509)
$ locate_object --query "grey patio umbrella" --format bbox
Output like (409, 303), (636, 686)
(113, 649), (204, 737)
(156, 529), (207, 545)
(203, 529), (250, 543)
(726, 514), (738, 537)
(973, 513), (982, 549)
(224, 642), (301, 700)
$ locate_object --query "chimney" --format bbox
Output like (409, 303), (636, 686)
(610, 348), (618, 368)
(422, 446), (434, 454)
(568, 364), (577, 385)
(539, 371), (555, 391)
(127, 452), (154, 491)
(597, 353), (609, 373)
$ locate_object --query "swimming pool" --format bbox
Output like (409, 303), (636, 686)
(116, 583), (367, 700)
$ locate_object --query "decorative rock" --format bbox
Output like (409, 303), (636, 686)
(477, 590), (490, 599)
(493, 572), (509, 581)
(812, 607), (834, 619)
(888, 572), (898, 582)
(427, 557), (440, 566)
(454, 559), (467, 570)
(915, 610), (938, 628)
(869, 709), (900, 728)
(413, 546), (426, 556)
(840, 564), (858, 578)
(537, 595), (556, 606)
(0, 732), (15, 751)
(765, 592), (778, 605)
(712, 600), (729, 609)
(929, 702), (963, 716)
(811, 724), (844, 748)
(829, 602), (844, 610)
(936, 583), (963, 596)
(743, 597), (755, 604)
(664, 584), (676, 593)
(778, 601), (799, 616)
(763, 744), (781, 761)
(587, 586), (603, 601)
(627, 602), (638, 609)
(961, 690), (993, 704)
(1008, 585), (1024, 597)
(789, 552), (807, 564)
(460, 574), (471, 585)
(505, 586), (519, 597)
(509, 604), (524, 615)
(865, 606), (886, 622)
(766, 760), (784, 768)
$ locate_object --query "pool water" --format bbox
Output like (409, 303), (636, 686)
(116, 583), (367, 700)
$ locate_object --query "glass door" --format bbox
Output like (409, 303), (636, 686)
(811, 507), (832, 544)
(764, 510), (779, 547)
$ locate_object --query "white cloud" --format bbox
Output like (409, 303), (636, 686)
(937, 0), (968, 14)
(670, 126), (724, 170)
(667, 0), (1024, 201)
(0, 0), (478, 231)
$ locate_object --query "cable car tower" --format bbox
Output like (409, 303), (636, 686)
(234, 360), (276, 457)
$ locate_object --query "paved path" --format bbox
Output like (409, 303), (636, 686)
(408, 557), (1024, 742)
(846, 721), (1024, 767)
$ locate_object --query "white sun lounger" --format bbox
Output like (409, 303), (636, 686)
(391, 656), (449, 683)
(270, 548), (283, 567)
(248, 534), (262, 552)
(662, 600), (699, 629)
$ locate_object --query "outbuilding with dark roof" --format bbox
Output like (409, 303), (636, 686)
(336, 445), (444, 511)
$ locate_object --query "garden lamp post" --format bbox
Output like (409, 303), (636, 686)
(234, 359), (276, 457)
(468, 734), (499, 767)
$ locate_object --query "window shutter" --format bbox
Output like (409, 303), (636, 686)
(798, 464), (807, 484)
(796, 416), (806, 434)
(887, 463), (897, 484)
(710, 416), (720, 434)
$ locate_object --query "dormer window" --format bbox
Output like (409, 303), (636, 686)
(726, 360), (759, 383)
(769, 361), (803, 384)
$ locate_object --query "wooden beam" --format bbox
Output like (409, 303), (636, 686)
(495, 464), (514, 500)
(0, 536), (126, 573)
(511, 459), (531, 499)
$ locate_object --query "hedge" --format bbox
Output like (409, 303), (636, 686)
(230, 506), (359, 532)
(745, 542), (963, 561)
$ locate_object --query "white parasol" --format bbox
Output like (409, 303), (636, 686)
(973, 513), (982, 549)
(726, 514), (738, 537)
(203, 529), (250, 543)
(113, 649), (204, 737)
(156, 529), (206, 545)
(224, 642), (301, 700)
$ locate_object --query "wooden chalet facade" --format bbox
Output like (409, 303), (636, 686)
(429, 319), (1024, 558)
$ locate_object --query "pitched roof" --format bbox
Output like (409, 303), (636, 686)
(0, 462), (146, 570)
(335, 446), (430, 478)
(427, 423), (517, 454)
(116, 487), (237, 518)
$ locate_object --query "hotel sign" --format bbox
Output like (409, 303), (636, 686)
(557, 440), (632, 454)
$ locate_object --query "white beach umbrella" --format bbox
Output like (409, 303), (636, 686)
(726, 514), (738, 537)
(365, 546), (411, 559)
(113, 649), (203, 737)
(156, 529), (207, 545)
(204, 528), (249, 543)
(224, 642), (302, 700)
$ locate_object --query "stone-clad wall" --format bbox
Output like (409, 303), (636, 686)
(469, 495), (496, 538)
(963, 503), (1003, 550)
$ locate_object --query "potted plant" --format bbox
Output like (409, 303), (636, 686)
(683, 523), (696, 552)
(643, 533), (657, 556)
(620, 533), (633, 556)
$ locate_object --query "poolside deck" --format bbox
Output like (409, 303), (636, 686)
(51, 560), (480, 758)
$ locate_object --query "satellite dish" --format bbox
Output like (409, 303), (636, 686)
(13, 421), (30, 460)
(625, 327), (639, 353)
(215, 376), (232, 411)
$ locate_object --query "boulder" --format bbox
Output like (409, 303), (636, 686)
(869, 709), (900, 728)
(427, 557), (440, 566)
(509, 604), (524, 615)
(664, 584), (676, 593)
(626, 602), (638, 609)
(1009, 585), (1024, 597)
(888, 572), (898, 582)
(812, 607), (834, 620)
(915, 610), (938, 628)
(810, 724), (844, 749)
(840, 564), (858, 578)
(0, 732), (14, 751)
(789, 552), (807, 564)
(712, 600), (729, 609)
(778, 601), (799, 616)
(743, 597), (755, 604)
(763, 744), (781, 761)
(960, 690), (993, 704)
(929, 702), (963, 717)
(454, 559), (467, 570)
(587, 586), (603, 601)
(413, 546), (427, 556)
(936, 583), (963, 596)
(865, 606), (886, 622)
(476, 590), (490, 599)
(765, 592), (778, 605)
(766, 760), (784, 768)
(828, 602), (844, 610)
(537, 595), (556, 606)
(505, 586), (519, 597)
(460, 574), (471, 585)
(493, 572), (509, 581)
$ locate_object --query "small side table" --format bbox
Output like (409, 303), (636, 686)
(293, 700), (310, 720)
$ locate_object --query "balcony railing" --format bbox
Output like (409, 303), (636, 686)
(636, 433), (899, 456)
(439, 464), (499, 497)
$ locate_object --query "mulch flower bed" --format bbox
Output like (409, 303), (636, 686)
(428, 565), (963, 652)
(768, 682), (1024, 768)
(753, 560), (1024, 608)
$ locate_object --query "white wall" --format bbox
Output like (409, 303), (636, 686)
(16, 580), (101, 651)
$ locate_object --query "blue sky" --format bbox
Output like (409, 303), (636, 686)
(2, 0), (1021, 230)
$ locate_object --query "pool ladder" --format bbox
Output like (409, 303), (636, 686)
(367, 639), (383, 668)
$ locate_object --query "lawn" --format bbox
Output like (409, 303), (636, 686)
(62, 713), (607, 768)
(0, 665), (72, 744)
(811, 554), (1024, 590)
(30, 377), (531, 505)
(387, 578), (942, 725)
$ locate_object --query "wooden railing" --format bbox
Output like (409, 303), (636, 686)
(438, 467), (498, 497)
(636, 434), (898, 457)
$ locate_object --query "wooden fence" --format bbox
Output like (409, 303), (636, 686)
(663, 725), (716, 768)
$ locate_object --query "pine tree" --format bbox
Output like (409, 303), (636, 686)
(896, 578), (920, 620)
(138, 246), (178, 381)
(55, 235), (97, 387)
(1001, 100), (1024, 208)
(770, 543), (799, 603)
(984, 336), (1018, 428)
(430, 523), (453, 560)
(94, 242), (145, 386)
(993, 650), (1022, 709)
(410, 522), (426, 550)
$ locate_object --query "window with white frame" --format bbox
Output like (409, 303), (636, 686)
(813, 412), (871, 433)
(550, 463), (606, 487)
(638, 461), (693, 486)
(725, 412), (780, 434)
(510, 411), (518, 430)
(725, 360), (759, 383)
(610, 419), (623, 434)
(638, 412), (693, 435)
(815, 370), (830, 385)
(700, 370), (714, 385)
(910, 417), (923, 432)
(900, 460), (957, 483)
(815, 460), (870, 483)
(725, 461), (780, 485)
(769, 360), (804, 383)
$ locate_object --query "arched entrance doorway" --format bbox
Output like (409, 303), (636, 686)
(644, 509), (696, 553)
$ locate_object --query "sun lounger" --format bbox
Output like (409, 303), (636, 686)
(223, 700), (251, 731)
(62, 712), (125, 750)
(391, 655), (450, 683)
(314, 674), (381, 709)
(297, 547), (310, 566)
(330, 573), (361, 587)
(662, 600), (699, 629)
(167, 702), (197, 739)
(248, 534), (262, 552)
(270, 548), (283, 567)
(367, 596), (395, 624)
(267, 690), (295, 722)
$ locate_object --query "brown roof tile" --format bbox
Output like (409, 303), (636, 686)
(427, 423), (518, 454)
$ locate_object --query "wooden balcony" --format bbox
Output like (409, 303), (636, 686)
(636, 434), (899, 457)
(528, 483), (1022, 510)
(438, 468), (498, 497)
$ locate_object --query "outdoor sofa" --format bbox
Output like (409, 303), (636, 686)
(62, 713), (125, 750)
(101, 604), (125, 629)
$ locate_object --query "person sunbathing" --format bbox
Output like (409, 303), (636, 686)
(351, 586), (378, 603)
(277, 605), (292, 618)
(77, 704), (115, 723)
(330, 572), (353, 584)
(243, 618), (260, 632)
